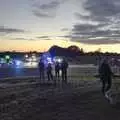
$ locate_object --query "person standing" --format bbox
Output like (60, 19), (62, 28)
(61, 59), (68, 82)
(38, 59), (45, 81)
(98, 58), (113, 96)
(55, 61), (60, 79)
(47, 63), (53, 81)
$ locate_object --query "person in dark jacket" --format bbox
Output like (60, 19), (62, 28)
(47, 63), (53, 81)
(55, 61), (60, 79)
(38, 59), (45, 81)
(99, 58), (113, 95)
(61, 59), (68, 82)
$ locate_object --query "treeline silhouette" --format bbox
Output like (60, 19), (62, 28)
(48, 45), (120, 56)
(0, 45), (120, 65)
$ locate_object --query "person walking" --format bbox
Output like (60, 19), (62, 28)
(55, 61), (60, 79)
(99, 58), (113, 96)
(38, 59), (45, 81)
(61, 58), (68, 82)
(47, 63), (53, 81)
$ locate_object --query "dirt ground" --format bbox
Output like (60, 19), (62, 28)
(0, 78), (120, 120)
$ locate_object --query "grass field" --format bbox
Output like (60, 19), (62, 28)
(0, 66), (120, 120)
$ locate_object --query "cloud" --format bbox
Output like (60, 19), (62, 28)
(43, 38), (52, 40)
(37, 36), (51, 40)
(11, 38), (35, 41)
(71, 23), (110, 37)
(72, 24), (120, 41)
(72, 23), (101, 32)
(74, 12), (110, 23)
(32, 0), (61, 18)
(37, 36), (49, 39)
(71, 0), (120, 44)
(79, 39), (120, 45)
(67, 34), (120, 44)
(84, 0), (120, 18)
(57, 35), (71, 38)
(0, 26), (25, 34)
(35, 1), (60, 10)
(12, 36), (52, 41)
(32, 10), (54, 18)
(61, 28), (69, 31)
(80, 0), (120, 24)
(60, 27), (120, 44)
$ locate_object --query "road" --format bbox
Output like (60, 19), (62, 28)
(0, 65), (97, 79)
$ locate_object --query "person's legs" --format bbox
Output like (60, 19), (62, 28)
(50, 72), (53, 80)
(62, 71), (64, 81)
(102, 80), (106, 95)
(39, 71), (42, 80)
(42, 71), (45, 81)
(47, 72), (50, 81)
(58, 70), (60, 79)
(55, 70), (57, 78)
(57, 71), (58, 78)
(56, 71), (58, 78)
(56, 70), (60, 78)
(106, 77), (112, 92)
(64, 70), (67, 82)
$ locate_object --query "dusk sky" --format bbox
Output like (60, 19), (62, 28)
(1, 0), (120, 52)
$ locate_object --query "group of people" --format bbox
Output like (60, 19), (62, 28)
(38, 58), (68, 82)
(39, 56), (114, 98)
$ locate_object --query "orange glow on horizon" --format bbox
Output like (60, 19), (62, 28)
(1, 39), (120, 53)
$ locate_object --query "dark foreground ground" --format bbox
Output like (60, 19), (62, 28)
(0, 77), (120, 120)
